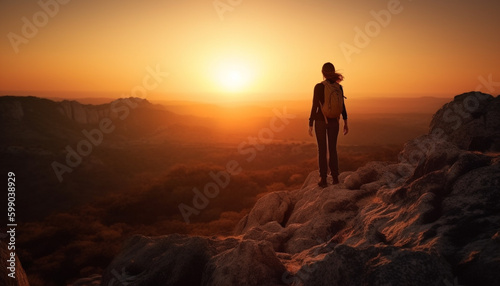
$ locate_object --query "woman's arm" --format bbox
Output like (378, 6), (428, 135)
(340, 86), (349, 135)
(309, 84), (319, 126)
(308, 84), (323, 136)
(309, 84), (323, 126)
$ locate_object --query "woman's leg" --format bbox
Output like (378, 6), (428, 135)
(314, 120), (328, 180)
(327, 119), (340, 182)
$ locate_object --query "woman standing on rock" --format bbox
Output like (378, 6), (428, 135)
(308, 62), (349, 188)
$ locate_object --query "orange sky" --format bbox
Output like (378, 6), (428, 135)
(1, 0), (499, 102)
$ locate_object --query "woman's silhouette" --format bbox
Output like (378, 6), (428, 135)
(308, 62), (349, 188)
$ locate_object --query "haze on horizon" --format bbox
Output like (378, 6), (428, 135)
(1, 0), (499, 103)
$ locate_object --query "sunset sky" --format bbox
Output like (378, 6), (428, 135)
(1, 0), (499, 102)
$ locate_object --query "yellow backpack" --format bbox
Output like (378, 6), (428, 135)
(320, 80), (344, 119)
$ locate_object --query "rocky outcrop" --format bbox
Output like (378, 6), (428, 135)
(102, 92), (500, 286)
(101, 234), (286, 286)
(57, 100), (115, 125)
(430, 91), (500, 151)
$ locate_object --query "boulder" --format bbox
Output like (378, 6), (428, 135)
(202, 240), (286, 286)
(101, 234), (287, 286)
(101, 234), (238, 286)
(235, 191), (292, 235)
(430, 92), (500, 151)
(299, 245), (453, 286)
(343, 161), (390, 190)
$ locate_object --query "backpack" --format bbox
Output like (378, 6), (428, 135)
(320, 80), (344, 119)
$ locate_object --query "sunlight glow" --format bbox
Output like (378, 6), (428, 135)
(214, 59), (254, 93)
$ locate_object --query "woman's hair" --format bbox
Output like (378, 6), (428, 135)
(322, 62), (343, 83)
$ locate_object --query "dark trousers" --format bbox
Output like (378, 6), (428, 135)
(314, 119), (339, 179)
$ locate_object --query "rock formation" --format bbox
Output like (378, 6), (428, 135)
(430, 92), (500, 152)
(100, 92), (499, 286)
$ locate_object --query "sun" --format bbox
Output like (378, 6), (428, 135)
(213, 59), (254, 93)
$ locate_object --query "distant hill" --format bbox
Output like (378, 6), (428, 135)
(0, 96), (222, 146)
(0, 96), (215, 221)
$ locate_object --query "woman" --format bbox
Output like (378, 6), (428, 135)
(308, 62), (349, 188)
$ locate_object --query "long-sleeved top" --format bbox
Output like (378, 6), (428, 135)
(308, 81), (348, 127)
